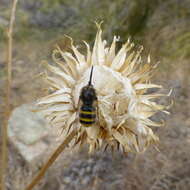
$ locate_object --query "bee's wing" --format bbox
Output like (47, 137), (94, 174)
(93, 100), (100, 124)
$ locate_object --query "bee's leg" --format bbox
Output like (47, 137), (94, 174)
(76, 98), (80, 111)
(77, 99), (82, 123)
(97, 104), (100, 122)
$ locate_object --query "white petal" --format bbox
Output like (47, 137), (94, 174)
(83, 41), (92, 66)
(120, 51), (135, 72)
(61, 52), (79, 78)
(53, 120), (67, 129)
(110, 43), (127, 70)
(71, 45), (88, 71)
(39, 104), (73, 114)
(46, 64), (75, 86)
(38, 94), (71, 104)
(139, 93), (168, 101)
(48, 88), (71, 96)
(140, 119), (164, 127)
(92, 25), (105, 65)
(52, 49), (71, 76)
(45, 76), (66, 89)
(122, 46), (143, 76)
(65, 112), (77, 134)
(136, 123), (148, 135)
(49, 111), (71, 124)
(105, 36), (119, 66)
(134, 84), (162, 90)
(112, 129), (138, 152)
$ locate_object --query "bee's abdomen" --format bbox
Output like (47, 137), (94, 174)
(79, 105), (96, 127)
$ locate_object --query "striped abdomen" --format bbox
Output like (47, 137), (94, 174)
(79, 105), (96, 127)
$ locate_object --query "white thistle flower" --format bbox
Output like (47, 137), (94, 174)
(37, 24), (171, 153)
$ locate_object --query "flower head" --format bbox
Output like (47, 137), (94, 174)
(37, 24), (171, 153)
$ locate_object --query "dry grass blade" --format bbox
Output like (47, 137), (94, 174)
(0, 0), (18, 190)
(25, 130), (76, 190)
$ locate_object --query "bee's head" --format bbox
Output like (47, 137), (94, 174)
(80, 66), (97, 103)
(80, 85), (97, 103)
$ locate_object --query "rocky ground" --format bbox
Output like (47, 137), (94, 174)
(0, 0), (190, 190)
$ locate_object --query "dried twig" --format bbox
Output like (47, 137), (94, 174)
(25, 130), (76, 190)
(0, 0), (18, 190)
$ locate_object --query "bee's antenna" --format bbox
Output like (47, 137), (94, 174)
(88, 66), (94, 85)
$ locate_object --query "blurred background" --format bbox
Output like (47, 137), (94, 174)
(0, 0), (190, 189)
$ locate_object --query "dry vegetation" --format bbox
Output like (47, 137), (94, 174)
(0, 0), (190, 189)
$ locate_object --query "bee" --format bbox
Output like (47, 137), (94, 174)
(79, 66), (98, 127)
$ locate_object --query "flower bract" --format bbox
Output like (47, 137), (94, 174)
(37, 24), (171, 153)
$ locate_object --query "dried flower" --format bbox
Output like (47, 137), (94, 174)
(37, 24), (171, 153)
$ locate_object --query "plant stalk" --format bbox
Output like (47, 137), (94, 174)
(25, 130), (76, 190)
(0, 0), (18, 189)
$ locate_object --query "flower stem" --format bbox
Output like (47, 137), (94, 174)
(25, 130), (76, 190)
(0, 0), (18, 189)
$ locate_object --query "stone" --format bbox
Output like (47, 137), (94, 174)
(81, 176), (90, 185)
(8, 103), (50, 164)
(64, 176), (72, 184)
